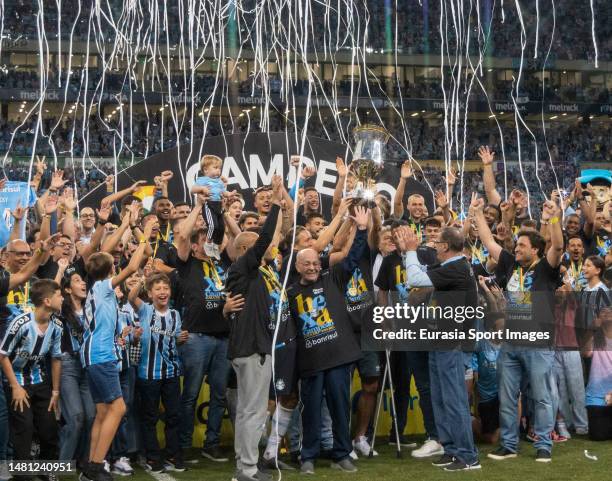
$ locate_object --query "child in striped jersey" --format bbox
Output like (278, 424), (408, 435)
(129, 272), (188, 473)
(79, 217), (153, 481)
(0, 279), (63, 465)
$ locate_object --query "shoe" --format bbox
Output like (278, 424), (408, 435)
(79, 462), (106, 481)
(112, 457), (134, 476)
(235, 470), (272, 481)
(144, 460), (166, 473)
(535, 449), (552, 463)
(348, 450), (358, 461)
(352, 436), (378, 457)
(201, 445), (229, 462)
(300, 460), (315, 475)
(487, 446), (518, 460)
(411, 438), (444, 458)
(164, 457), (187, 472)
(551, 431), (568, 443)
(575, 427), (588, 435)
(389, 434), (417, 448)
(330, 458), (358, 473)
(526, 430), (539, 442)
(261, 457), (295, 471)
(431, 454), (455, 467)
(443, 459), (482, 471)
(556, 423), (571, 439)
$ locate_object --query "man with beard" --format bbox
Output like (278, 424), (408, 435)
(561, 235), (587, 290)
(253, 186), (273, 224)
(289, 206), (371, 475)
(296, 187), (322, 226)
(393, 161), (427, 237)
(224, 176), (284, 481)
(152, 197), (174, 243)
(78, 207), (97, 245)
(303, 213), (326, 238)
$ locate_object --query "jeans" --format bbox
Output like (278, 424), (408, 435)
(429, 351), (478, 465)
(552, 351), (588, 431)
(58, 354), (95, 462)
(300, 364), (352, 463)
(179, 334), (230, 449)
(287, 393), (334, 454)
(0, 377), (8, 461)
(111, 368), (133, 459)
(390, 351), (438, 440)
(498, 349), (555, 453)
(138, 377), (182, 462)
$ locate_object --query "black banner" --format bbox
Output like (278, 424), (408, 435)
(80, 133), (434, 214)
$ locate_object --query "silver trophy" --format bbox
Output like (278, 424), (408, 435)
(351, 124), (390, 200)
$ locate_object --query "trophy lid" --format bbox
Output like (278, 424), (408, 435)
(352, 124), (390, 166)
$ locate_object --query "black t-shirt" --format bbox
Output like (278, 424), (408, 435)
(344, 248), (375, 333)
(36, 259), (59, 280)
(426, 257), (479, 350)
(583, 229), (612, 257)
(175, 253), (229, 335)
(287, 230), (367, 377)
(495, 250), (560, 346)
(225, 204), (281, 359)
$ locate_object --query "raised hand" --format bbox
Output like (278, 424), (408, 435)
(469, 192), (484, 216)
(400, 160), (413, 179)
(446, 167), (457, 186)
(130, 180), (147, 192)
(335, 156), (347, 177)
(301, 165), (316, 179)
(96, 203), (112, 224)
(351, 205), (370, 230)
(435, 190), (449, 209)
(44, 194), (59, 215)
(50, 170), (68, 191)
(271, 174), (283, 203)
(41, 233), (62, 253)
(290, 155), (301, 167)
(160, 170), (174, 182)
(62, 188), (77, 212)
(0, 177), (6, 191)
(338, 196), (353, 216)
(478, 146), (495, 166)
(36, 155), (47, 175)
(11, 201), (26, 221)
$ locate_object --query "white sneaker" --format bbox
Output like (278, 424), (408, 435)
(104, 460), (111, 472)
(0, 462), (11, 481)
(352, 436), (379, 457)
(113, 457), (134, 476)
(411, 439), (444, 458)
(349, 449), (359, 461)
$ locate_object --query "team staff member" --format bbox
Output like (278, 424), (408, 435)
(288, 206), (370, 475)
(175, 194), (232, 462)
(224, 175), (283, 481)
(396, 225), (481, 472)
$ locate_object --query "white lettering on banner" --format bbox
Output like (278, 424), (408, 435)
(19, 90), (60, 101)
(315, 160), (337, 197)
(221, 156), (249, 189)
(249, 154), (283, 188)
(186, 154), (394, 200)
(549, 103), (579, 112)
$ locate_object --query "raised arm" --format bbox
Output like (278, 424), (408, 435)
(78, 204), (111, 261)
(395, 226), (432, 288)
(543, 200), (564, 268)
(331, 157), (347, 218)
(478, 146), (502, 206)
(128, 276), (144, 311)
(312, 197), (351, 253)
(176, 194), (206, 262)
(8, 202), (27, 243)
(101, 211), (131, 253)
(471, 195), (502, 263)
(111, 221), (153, 288)
(60, 189), (77, 242)
(340, 206), (370, 273)
(8, 234), (60, 289)
(393, 160), (412, 219)
(102, 178), (147, 208)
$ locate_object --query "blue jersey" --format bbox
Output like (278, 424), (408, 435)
(117, 304), (137, 371)
(472, 339), (500, 403)
(81, 279), (120, 367)
(195, 176), (225, 201)
(137, 303), (182, 380)
(0, 312), (62, 386)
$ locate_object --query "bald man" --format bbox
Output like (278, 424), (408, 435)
(287, 206), (370, 475)
(224, 177), (284, 481)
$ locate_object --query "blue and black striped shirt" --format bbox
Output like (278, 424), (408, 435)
(136, 303), (182, 380)
(0, 312), (62, 386)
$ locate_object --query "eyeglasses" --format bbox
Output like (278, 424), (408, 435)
(8, 251), (32, 257)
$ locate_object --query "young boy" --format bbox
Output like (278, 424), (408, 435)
(0, 279), (63, 464)
(79, 221), (152, 481)
(191, 154), (227, 258)
(128, 272), (187, 473)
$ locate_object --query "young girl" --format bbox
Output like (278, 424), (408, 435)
(58, 269), (95, 466)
